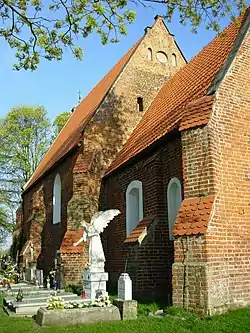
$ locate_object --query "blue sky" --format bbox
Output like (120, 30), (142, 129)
(0, 4), (234, 121)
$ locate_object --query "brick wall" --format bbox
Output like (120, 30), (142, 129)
(21, 149), (79, 277)
(205, 28), (250, 313)
(173, 29), (250, 315)
(181, 126), (215, 198)
(61, 251), (88, 285)
(101, 134), (182, 300)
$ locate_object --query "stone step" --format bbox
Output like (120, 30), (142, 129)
(5, 291), (76, 304)
(4, 288), (66, 296)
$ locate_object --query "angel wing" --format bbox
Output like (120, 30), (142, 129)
(91, 209), (120, 234)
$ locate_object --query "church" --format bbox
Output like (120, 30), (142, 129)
(15, 9), (250, 315)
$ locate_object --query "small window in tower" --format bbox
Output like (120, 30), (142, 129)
(137, 97), (144, 112)
(172, 53), (177, 66)
(147, 48), (152, 61)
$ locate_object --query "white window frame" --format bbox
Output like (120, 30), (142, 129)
(167, 177), (182, 240)
(126, 180), (143, 237)
(53, 173), (61, 224)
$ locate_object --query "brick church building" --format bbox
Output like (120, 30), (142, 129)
(15, 10), (250, 315)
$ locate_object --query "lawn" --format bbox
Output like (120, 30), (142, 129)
(1, 294), (250, 333)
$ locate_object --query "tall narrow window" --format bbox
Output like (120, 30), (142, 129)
(53, 173), (61, 224)
(126, 180), (143, 236)
(147, 48), (152, 61)
(137, 97), (144, 112)
(172, 53), (177, 67)
(167, 177), (182, 240)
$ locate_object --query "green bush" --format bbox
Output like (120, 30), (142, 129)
(64, 284), (83, 296)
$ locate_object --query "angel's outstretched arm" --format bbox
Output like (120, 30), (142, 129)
(73, 237), (84, 247)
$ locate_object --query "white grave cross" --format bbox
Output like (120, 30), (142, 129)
(118, 273), (132, 300)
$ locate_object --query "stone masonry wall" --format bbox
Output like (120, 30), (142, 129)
(101, 134), (183, 301)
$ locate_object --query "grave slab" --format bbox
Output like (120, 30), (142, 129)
(36, 305), (121, 326)
(10, 295), (84, 316)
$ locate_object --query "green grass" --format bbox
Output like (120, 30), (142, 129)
(1, 293), (250, 333)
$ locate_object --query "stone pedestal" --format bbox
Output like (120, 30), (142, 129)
(83, 268), (108, 300)
(113, 299), (137, 320)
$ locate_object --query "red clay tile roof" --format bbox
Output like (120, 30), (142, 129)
(180, 95), (215, 131)
(23, 39), (142, 191)
(107, 12), (248, 175)
(124, 215), (157, 244)
(60, 230), (85, 254)
(172, 195), (215, 237)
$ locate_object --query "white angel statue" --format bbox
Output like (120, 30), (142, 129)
(73, 209), (120, 271)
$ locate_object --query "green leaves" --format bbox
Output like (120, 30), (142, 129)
(163, 0), (248, 34)
(0, 0), (136, 71)
(52, 111), (71, 138)
(0, 107), (71, 238)
(0, 0), (247, 70)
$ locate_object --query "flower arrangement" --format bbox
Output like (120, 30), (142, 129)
(0, 259), (20, 285)
(47, 294), (111, 310)
(47, 295), (65, 310)
(65, 296), (111, 309)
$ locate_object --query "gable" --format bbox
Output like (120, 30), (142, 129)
(23, 38), (142, 191)
(107, 10), (249, 176)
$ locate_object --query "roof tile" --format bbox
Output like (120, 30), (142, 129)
(124, 215), (157, 244)
(172, 195), (215, 237)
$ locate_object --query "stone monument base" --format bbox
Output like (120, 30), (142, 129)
(113, 299), (138, 320)
(83, 268), (108, 300)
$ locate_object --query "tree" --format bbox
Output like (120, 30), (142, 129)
(53, 111), (71, 138)
(0, 106), (51, 204)
(0, 206), (10, 245)
(0, 0), (247, 71)
(0, 106), (70, 240)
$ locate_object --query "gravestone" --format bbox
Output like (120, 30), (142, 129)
(25, 267), (35, 282)
(36, 269), (44, 287)
(118, 273), (132, 300)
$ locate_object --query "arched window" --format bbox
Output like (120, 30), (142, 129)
(53, 173), (61, 224)
(167, 177), (182, 240)
(137, 97), (144, 112)
(126, 180), (143, 236)
(147, 48), (152, 61)
(172, 53), (177, 66)
(156, 51), (168, 63)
